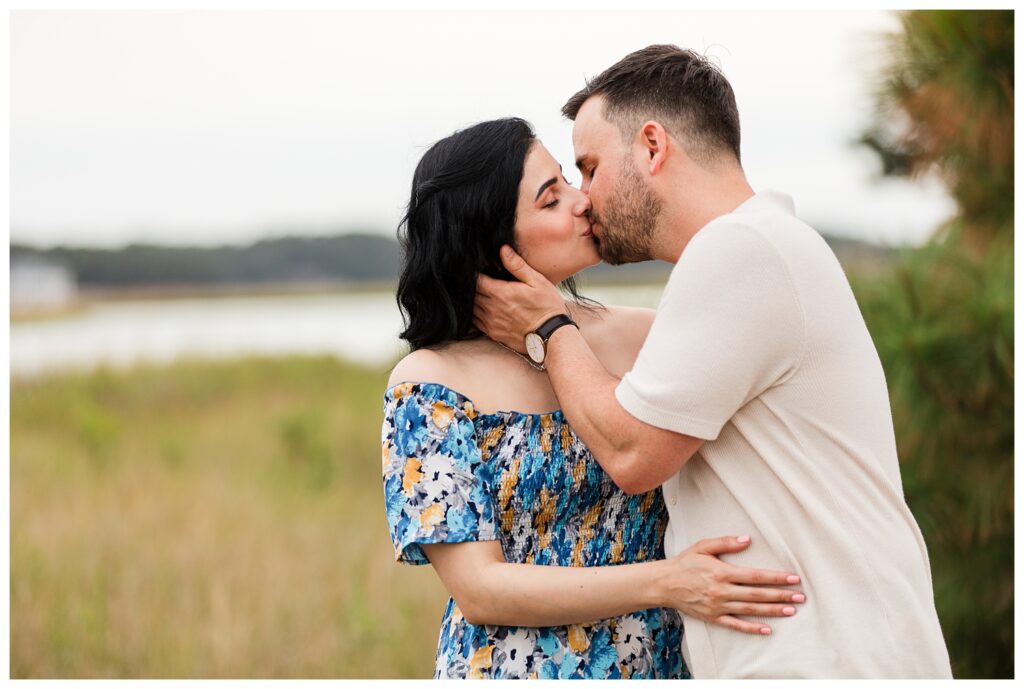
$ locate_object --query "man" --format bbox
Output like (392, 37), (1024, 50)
(474, 45), (952, 678)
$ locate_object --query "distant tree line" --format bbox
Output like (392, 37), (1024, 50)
(10, 230), (895, 289)
(9, 233), (401, 287)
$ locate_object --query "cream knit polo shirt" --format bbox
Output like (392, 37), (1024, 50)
(616, 190), (952, 678)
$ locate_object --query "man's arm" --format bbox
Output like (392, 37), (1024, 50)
(542, 323), (703, 493)
(475, 246), (701, 494)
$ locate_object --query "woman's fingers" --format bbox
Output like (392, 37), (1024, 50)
(692, 535), (752, 556)
(712, 615), (773, 636)
(719, 601), (799, 618)
(702, 583), (804, 620)
(725, 565), (801, 587)
(720, 584), (806, 604)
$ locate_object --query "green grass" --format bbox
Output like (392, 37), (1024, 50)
(10, 355), (448, 678)
(11, 276), (1011, 678)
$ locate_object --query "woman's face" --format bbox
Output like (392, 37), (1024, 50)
(514, 142), (600, 284)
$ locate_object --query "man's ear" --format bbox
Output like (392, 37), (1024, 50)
(639, 121), (670, 175)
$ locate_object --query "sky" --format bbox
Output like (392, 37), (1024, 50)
(10, 9), (957, 249)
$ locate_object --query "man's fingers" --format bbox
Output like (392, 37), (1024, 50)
(500, 246), (542, 285)
(476, 272), (501, 296)
(472, 304), (493, 331)
(713, 615), (772, 636)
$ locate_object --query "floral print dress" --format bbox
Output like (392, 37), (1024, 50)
(381, 382), (689, 680)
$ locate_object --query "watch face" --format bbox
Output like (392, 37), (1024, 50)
(525, 333), (545, 363)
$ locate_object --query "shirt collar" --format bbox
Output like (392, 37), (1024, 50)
(734, 189), (796, 216)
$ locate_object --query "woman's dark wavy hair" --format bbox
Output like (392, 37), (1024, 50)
(397, 117), (596, 351)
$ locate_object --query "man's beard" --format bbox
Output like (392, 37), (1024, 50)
(590, 159), (661, 265)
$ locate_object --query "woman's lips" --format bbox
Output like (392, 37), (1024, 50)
(582, 223), (594, 237)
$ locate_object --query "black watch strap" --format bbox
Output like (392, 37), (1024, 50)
(535, 314), (578, 342)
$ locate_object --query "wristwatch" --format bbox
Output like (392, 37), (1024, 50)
(524, 314), (578, 366)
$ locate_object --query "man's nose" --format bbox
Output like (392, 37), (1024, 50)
(573, 192), (592, 217)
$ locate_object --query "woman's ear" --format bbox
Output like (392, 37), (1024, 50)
(639, 121), (670, 175)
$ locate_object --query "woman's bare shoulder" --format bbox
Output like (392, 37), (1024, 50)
(603, 304), (656, 333)
(386, 340), (508, 400)
(576, 304), (655, 343)
(574, 304), (657, 377)
(388, 347), (448, 388)
(387, 340), (557, 414)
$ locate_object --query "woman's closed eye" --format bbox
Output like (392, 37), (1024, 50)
(541, 177), (579, 208)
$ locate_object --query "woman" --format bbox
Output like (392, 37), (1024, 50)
(382, 118), (804, 679)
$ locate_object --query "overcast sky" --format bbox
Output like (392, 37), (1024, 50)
(11, 9), (956, 249)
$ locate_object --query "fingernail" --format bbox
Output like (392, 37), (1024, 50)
(787, 575), (800, 584)
(792, 594), (806, 603)
(782, 607), (796, 616)
(501, 246), (512, 258)
(736, 535), (750, 544)
(760, 627), (772, 635)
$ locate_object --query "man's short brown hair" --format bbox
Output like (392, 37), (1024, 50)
(563, 44), (741, 165)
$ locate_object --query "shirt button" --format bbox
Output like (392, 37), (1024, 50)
(669, 496), (678, 506)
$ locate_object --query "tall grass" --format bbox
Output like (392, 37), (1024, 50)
(11, 355), (447, 678)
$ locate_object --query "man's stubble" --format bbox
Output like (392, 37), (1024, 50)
(591, 158), (662, 266)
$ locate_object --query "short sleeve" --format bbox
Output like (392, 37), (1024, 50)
(381, 382), (498, 565)
(615, 222), (804, 440)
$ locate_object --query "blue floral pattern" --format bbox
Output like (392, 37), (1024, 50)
(382, 381), (688, 680)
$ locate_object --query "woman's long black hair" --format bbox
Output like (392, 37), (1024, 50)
(397, 118), (594, 351)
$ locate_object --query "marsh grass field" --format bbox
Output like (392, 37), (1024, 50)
(7, 247), (1013, 679)
(11, 355), (448, 678)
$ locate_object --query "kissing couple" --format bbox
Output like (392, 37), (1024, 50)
(381, 44), (952, 680)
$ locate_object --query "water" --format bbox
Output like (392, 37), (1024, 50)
(10, 285), (667, 378)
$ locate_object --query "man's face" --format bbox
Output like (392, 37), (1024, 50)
(572, 97), (661, 265)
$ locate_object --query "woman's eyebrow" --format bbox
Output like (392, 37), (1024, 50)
(534, 177), (558, 201)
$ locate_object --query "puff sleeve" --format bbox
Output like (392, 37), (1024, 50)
(381, 382), (499, 564)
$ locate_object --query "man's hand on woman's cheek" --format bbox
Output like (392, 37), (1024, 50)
(474, 245), (568, 353)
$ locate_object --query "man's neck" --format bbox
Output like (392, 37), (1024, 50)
(655, 175), (755, 263)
